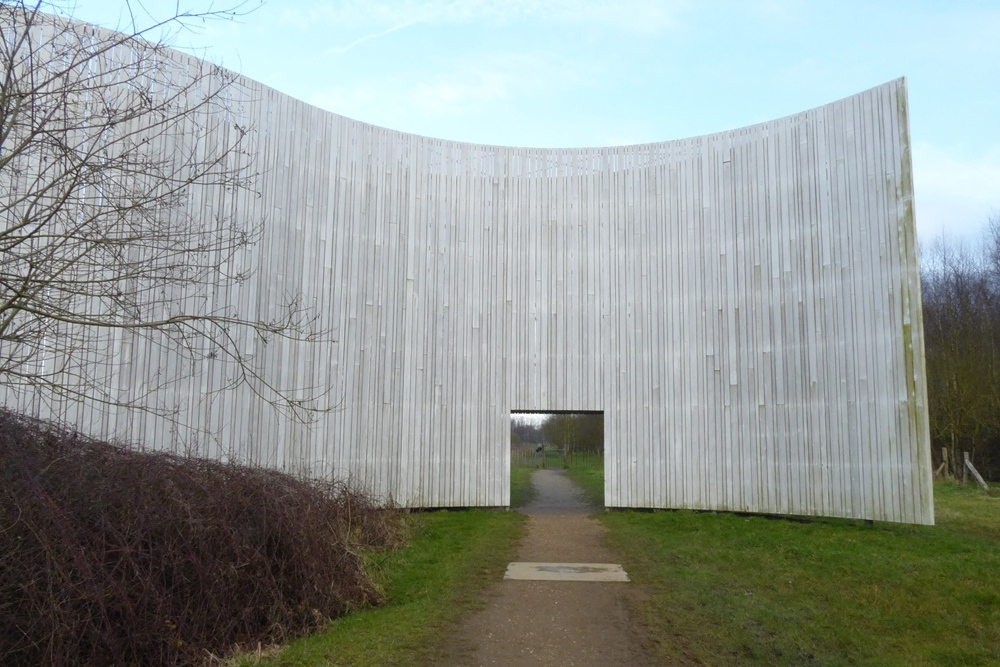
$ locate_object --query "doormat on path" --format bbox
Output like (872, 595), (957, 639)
(504, 562), (629, 582)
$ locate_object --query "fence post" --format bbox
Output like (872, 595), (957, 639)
(964, 452), (990, 492)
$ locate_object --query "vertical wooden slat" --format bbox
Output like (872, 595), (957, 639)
(0, 18), (933, 524)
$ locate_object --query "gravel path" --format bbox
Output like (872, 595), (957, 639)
(442, 469), (655, 666)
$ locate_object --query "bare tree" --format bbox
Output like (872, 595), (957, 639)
(540, 412), (604, 462)
(0, 1), (326, 421)
(921, 223), (1000, 480)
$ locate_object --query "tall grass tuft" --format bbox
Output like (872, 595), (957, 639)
(0, 409), (404, 667)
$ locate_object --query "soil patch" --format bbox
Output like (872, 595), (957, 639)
(441, 469), (656, 666)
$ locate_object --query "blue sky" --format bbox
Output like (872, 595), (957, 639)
(64, 0), (1000, 247)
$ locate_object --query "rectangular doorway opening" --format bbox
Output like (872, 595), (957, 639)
(509, 410), (605, 508)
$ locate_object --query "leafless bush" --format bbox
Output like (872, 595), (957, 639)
(0, 409), (404, 666)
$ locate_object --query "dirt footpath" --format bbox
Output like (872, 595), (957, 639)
(442, 469), (656, 667)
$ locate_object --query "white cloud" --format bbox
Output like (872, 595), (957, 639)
(536, 0), (685, 33)
(324, 21), (419, 55)
(278, 0), (683, 34)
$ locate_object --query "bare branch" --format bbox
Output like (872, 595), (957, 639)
(1, 1), (334, 423)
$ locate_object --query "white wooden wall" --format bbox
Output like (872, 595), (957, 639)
(3, 19), (933, 523)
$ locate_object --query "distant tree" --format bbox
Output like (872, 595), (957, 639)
(540, 413), (604, 458)
(510, 416), (544, 446)
(921, 218), (1000, 480)
(541, 414), (573, 452)
(0, 1), (324, 420)
(574, 413), (603, 454)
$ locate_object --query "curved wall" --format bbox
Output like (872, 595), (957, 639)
(4, 18), (933, 523)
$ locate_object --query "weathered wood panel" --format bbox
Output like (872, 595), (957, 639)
(1, 18), (932, 523)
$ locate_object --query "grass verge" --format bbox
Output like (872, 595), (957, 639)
(510, 464), (536, 508)
(232, 509), (526, 667)
(601, 482), (1000, 666)
(563, 462), (604, 507)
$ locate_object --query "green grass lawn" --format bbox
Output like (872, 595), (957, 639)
(230, 509), (526, 667)
(230, 473), (999, 667)
(509, 464), (536, 508)
(602, 482), (1000, 666)
(563, 462), (605, 507)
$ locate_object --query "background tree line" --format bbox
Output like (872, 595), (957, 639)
(541, 413), (604, 456)
(510, 413), (605, 456)
(921, 216), (1000, 481)
(510, 417), (545, 448)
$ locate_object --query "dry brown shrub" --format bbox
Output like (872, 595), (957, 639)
(0, 409), (404, 666)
